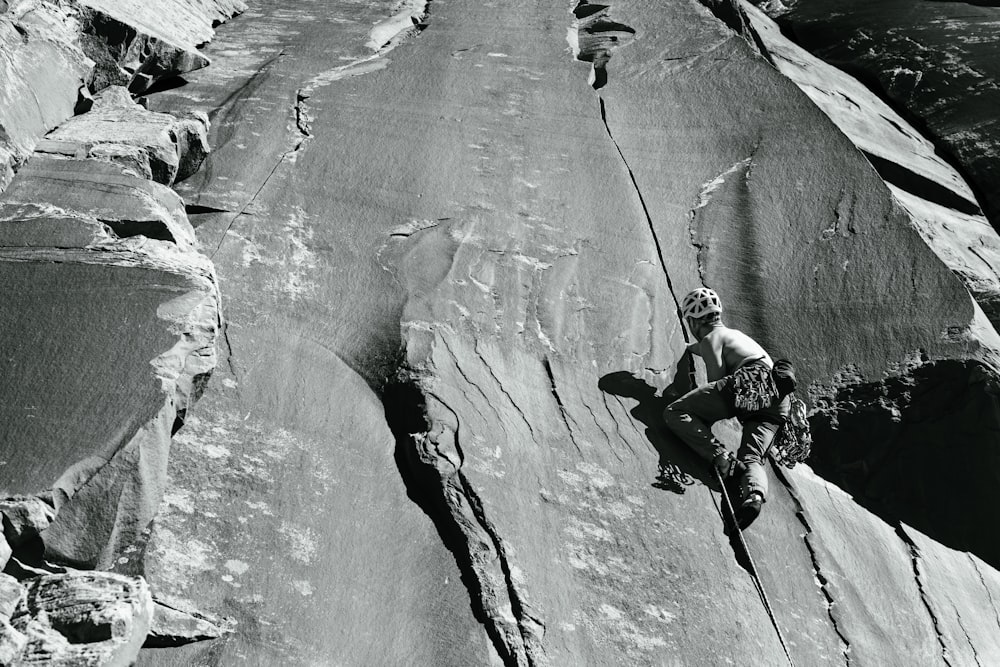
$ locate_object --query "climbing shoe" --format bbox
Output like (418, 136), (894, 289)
(736, 491), (764, 530)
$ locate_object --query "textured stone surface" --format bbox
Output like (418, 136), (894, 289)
(1, 157), (196, 247)
(0, 574), (24, 618)
(762, 0), (1000, 229)
(37, 86), (210, 185)
(0, 497), (55, 548)
(0, 0), (242, 190)
(11, 572), (152, 666)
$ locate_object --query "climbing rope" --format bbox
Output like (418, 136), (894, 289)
(712, 468), (796, 667)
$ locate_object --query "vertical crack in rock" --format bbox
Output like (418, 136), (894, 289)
(473, 341), (537, 440)
(954, 609), (983, 667)
(896, 526), (952, 666)
(969, 555), (1000, 635)
(597, 98), (689, 339)
(542, 357), (584, 456)
(773, 467), (852, 665)
(385, 375), (546, 666)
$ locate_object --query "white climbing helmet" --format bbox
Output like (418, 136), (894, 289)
(681, 287), (722, 319)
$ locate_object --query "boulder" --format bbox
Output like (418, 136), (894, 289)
(11, 572), (152, 666)
(0, 497), (55, 548)
(36, 86), (210, 186)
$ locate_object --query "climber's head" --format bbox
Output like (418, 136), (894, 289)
(681, 287), (722, 337)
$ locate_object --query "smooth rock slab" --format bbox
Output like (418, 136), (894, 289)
(0, 255), (214, 568)
(11, 572), (152, 666)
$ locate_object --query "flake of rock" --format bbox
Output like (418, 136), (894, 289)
(0, 497), (55, 548)
(36, 87), (210, 186)
(143, 598), (233, 648)
(11, 572), (152, 666)
(75, 0), (247, 93)
(0, 574), (25, 618)
(0, 156), (196, 248)
(0, 203), (116, 248)
(0, 616), (27, 667)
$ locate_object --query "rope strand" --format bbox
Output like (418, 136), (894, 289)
(713, 468), (796, 667)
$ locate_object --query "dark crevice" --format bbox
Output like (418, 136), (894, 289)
(99, 218), (174, 243)
(473, 342), (536, 440)
(185, 203), (232, 215)
(384, 360), (543, 666)
(896, 526), (952, 666)
(542, 357), (584, 456)
(954, 610), (982, 667)
(773, 466), (852, 665)
(861, 151), (982, 216)
(969, 555), (1000, 635)
(597, 97), (691, 343)
(141, 75), (188, 95)
(571, 1), (636, 90)
(383, 379), (519, 665)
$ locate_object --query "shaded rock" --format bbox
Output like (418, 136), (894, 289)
(761, 0), (1000, 230)
(11, 572), (152, 666)
(0, 156), (196, 248)
(143, 597), (233, 648)
(0, 575), (21, 618)
(0, 203), (116, 248)
(0, 497), (55, 548)
(36, 86), (210, 185)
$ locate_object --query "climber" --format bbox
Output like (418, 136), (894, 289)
(663, 287), (793, 529)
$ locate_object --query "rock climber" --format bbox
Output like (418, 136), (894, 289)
(663, 287), (793, 529)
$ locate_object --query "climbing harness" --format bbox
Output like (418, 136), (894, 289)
(730, 361), (780, 414)
(713, 468), (796, 667)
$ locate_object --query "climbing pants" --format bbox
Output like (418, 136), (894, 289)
(663, 377), (789, 502)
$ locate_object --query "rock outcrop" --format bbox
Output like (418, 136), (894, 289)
(0, 0), (244, 191)
(1, 0), (236, 662)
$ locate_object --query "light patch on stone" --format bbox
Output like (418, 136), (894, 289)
(560, 622), (577, 632)
(565, 518), (613, 542)
(292, 580), (315, 596)
(576, 462), (614, 489)
(280, 524), (319, 564)
(599, 603), (624, 621)
(558, 470), (583, 486)
(607, 502), (634, 520)
(162, 488), (196, 514)
(643, 604), (676, 624)
(625, 495), (645, 506)
(224, 559), (250, 576)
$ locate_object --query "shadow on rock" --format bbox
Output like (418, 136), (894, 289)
(598, 357), (714, 494)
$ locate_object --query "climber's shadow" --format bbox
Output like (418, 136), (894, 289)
(598, 355), (715, 494)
